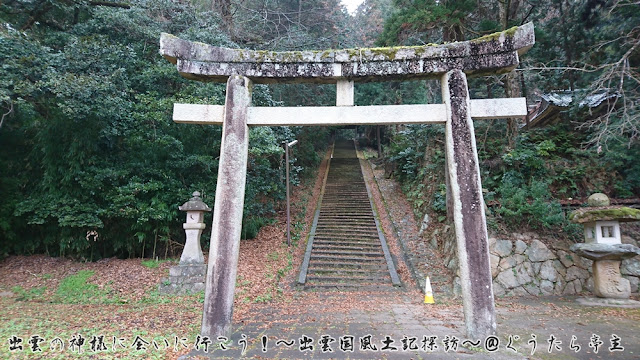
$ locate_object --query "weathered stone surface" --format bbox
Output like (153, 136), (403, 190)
(587, 193), (610, 207)
(585, 277), (594, 292)
(169, 265), (207, 277)
(160, 23), (535, 84)
(493, 281), (506, 297)
(178, 193), (210, 266)
(557, 250), (575, 268)
(626, 276), (639, 293)
(622, 235), (639, 247)
(493, 240), (513, 257)
(523, 282), (541, 296)
(553, 260), (567, 278)
(554, 279), (566, 296)
(593, 260), (631, 299)
(570, 243), (640, 261)
(488, 236), (497, 249)
(540, 280), (555, 295)
(576, 297), (640, 308)
(490, 253), (500, 278)
(179, 191), (212, 212)
(159, 264), (207, 295)
(532, 262), (542, 274)
(192, 282), (205, 292)
(453, 276), (463, 297)
(515, 262), (534, 285)
(498, 256), (517, 270)
(443, 69), (495, 339)
(539, 260), (557, 282)
(525, 240), (556, 262)
(509, 287), (529, 296)
(621, 258), (640, 276)
(563, 280), (577, 295)
(202, 76), (251, 339)
(574, 255), (593, 270)
(418, 213), (430, 235)
(507, 254), (526, 267)
(569, 206), (640, 224)
(514, 240), (527, 255)
(447, 257), (458, 271)
(566, 266), (590, 281)
(495, 269), (519, 289)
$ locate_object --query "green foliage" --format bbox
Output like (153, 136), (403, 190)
(431, 184), (447, 215)
(241, 217), (275, 240)
(377, 0), (476, 45)
(12, 286), (46, 302)
(493, 177), (565, 230)
(0, 0), (330, 257)
(54, 270), (120, 304)
(141, 259), (170, 269)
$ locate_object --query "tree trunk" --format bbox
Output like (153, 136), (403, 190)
(213, 0), (233, 38)
(504, 71), (521, 148)
(376, 125), (382, 158)
(499, 0), (523, 148)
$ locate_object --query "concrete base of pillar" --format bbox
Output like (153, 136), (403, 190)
(158, 264), (207, 295)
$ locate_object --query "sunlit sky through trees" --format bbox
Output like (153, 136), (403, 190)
(342, 0), (363, 14)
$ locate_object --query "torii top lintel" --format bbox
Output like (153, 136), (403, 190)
(160, 23), (534, 84)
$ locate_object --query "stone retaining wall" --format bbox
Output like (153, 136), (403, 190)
(437, 227), (640, 297)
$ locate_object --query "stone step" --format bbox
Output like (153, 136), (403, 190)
(315, 226), (378, 233)
(299, 140), (400, 290)
(313, 235), (380, 242)
(312, 249), (383, 257)
(310, 254), (385, 262)
(307, 267), (386, 275)
(316, 218), (375, 223)
(318, 213), (373, 218)
(312, 243), (382, 251)
(316, 222), (376, 227)
(319, 203), (371, 208)
(303, 283), (396, 291)
(318, 213), (372, 217)
(308, 261), (388, 270)
(306, 275), (390, 283)
(314, 229), (379, 236)
(313, 240), (382, 248)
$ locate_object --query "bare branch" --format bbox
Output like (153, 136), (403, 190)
(0, 102), (14, 131)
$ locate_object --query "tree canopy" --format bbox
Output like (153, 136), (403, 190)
(1, 0), (638, 257)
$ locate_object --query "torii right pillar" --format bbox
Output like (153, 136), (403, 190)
(442, 69), (496, 339)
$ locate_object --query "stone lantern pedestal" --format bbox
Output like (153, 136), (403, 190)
(570, 193), (640, 302)
(159, 192), (211, 295)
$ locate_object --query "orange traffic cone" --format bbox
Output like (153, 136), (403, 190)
(424, 276), (434, 304)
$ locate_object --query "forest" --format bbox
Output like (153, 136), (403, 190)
(0, 0), (638, 259)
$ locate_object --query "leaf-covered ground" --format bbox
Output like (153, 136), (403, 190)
(3, 145), (638, 359)
(0, 146), (419, 359)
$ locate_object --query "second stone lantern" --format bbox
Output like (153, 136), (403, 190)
(159, 191), (211, 294)
(178, 191), (211, 265)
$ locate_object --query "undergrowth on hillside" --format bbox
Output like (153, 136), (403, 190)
(379, 121), (637, 238)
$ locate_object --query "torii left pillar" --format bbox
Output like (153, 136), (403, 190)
(201, 75), (251, 339)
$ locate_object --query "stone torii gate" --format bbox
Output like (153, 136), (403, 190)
(160, 23), (535, 340)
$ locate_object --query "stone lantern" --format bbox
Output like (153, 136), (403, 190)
(569, 193), (640, 300)
(178, 191), (211, 265)
(159, 191), (211, 294)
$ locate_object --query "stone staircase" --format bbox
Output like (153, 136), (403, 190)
(298, 140), (400, 290)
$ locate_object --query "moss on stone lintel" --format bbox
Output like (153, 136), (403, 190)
(471, 25), (519, 43)
(160, 23), (534, 65)
(569, 206), (640, 223)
